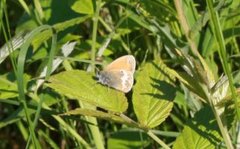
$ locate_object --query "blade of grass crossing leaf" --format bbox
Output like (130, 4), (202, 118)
(27, 33), (58, 148)
(206, 0), (240, 119)
(32, 33), (57, 127)
(17, 25), (52, 149)
(206, 1), (235, 149)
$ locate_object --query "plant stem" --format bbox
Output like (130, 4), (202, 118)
(90, 0), (102, 73)
(147, 130), (171, 149)
(29, 93), (91, 148)
(208, 95), (234, 149)
(206, 0), (240, 120)
(120, 114), (170, 148)
(120, 114), (140, 128)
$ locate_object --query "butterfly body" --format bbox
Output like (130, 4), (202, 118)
(97, 55), (136, 93)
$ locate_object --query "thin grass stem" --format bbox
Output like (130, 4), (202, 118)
(90, 0), (102, 73)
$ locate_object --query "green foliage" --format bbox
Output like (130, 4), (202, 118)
(0, 72), (29, 99)
(47, 70), (128, 113)
(173, 107), (223, 149)
(0, 0), (240, 148)
(71, 0), (94, 15)
(133, 60), (175, 128)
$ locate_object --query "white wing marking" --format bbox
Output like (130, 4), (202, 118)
(120, 70), (133, 92)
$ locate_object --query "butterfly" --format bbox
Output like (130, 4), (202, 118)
(97, 55), (136, 93)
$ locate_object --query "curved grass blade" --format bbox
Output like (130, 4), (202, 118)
(16, 25), (53, 148)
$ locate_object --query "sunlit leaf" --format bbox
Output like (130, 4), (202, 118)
(173, 107), (223, 149)
(71, 0), (94, 15)
(133, 60), (176, 128)
(47, 70), (128, 113)
(0, 72), (30, 99)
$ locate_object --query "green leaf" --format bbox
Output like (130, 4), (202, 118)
(0, 72), (30, 99)
(47, 70), (128, 113)
(71, 0), (94, 15)
(0, 74), (18, 99)
(173, 107), (223, 149)
(108, 129), (150, 149)
(62, 108), (126, 124)
(133, 60), (176, 128)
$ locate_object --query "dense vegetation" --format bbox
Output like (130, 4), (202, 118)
(0, 0), (240, 148)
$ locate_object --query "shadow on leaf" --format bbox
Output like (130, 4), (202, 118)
(186, 106), (222, 146)
(140, 77), (176, 102)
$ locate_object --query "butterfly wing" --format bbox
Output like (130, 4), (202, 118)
(104, 55), (136, 73)
(98, 69), (134, 93)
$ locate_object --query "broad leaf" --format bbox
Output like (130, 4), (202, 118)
(47, 70), (128, 113)
(133, 60), (176, 128)
(173, 107), (222, 149)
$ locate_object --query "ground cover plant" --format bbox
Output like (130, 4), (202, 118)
(0, 0), (240, 148)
